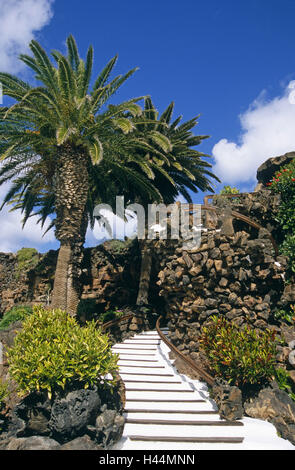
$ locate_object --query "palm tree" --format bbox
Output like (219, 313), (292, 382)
(0, 35), (149, 314)
(131, 98), (220, 305)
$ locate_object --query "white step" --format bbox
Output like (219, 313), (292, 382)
(113, 344), (158, 350)
(124, 382), (189, 391)
(118, 360), (161, 367)
(122, 339), (160, 344)
(123, 422), (244, 438)
(120, 374), (180, 383)
(124, 401), (217, 412)
(111, 328), (295, 451)
(118, 366), (168, 374)
(124, 412), (222, 422)
(125, 391), (204, 401)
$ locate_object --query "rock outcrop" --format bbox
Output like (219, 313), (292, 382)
(244, 381), (295, 445)
(256, 151), (295, 188)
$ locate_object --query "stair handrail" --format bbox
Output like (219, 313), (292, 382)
(101, 313), (133, 332)
(156, 316), (215, 387)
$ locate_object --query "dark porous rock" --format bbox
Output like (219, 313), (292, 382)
(5, 436), (61, 450)
(49, 388), (101, 442)
(211, 378), (243, 421)
(95, 409), (125, 449)
(12, 391), (51, 437)
(6, 410), (26, 438)
(244, 381), (295, 445)
(256, 151), (295, 187)
(60, 435), (103, 450)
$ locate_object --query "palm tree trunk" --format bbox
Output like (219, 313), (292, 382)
(51, 243), (72, 311)
(136, 240), (153, 306)
(51, 144), (89, 315)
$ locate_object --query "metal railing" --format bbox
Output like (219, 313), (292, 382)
(156, 316), (215, 387)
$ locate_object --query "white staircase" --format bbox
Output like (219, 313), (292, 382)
(111, 329), (295, 450)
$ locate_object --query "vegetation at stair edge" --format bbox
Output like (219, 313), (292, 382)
(7, 306), (119, 399)
(199, 316), (279, 391)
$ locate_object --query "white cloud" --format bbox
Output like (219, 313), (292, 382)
(0, 0), (54, 73)
(86, 208), (138, 246)
(0, 0), (55, 252)
(0, 193), (55, 255)
(0, 182), (55, 253)
(212, 82), (295, 186)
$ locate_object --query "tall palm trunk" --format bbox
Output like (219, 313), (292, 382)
(51, 144), (89, 315)
(136, 240), (153, 306)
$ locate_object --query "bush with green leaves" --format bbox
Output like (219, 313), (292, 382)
(0, 305), (33, 331)
(274, 304), (295, 325)
(199, 316), (278, 389)
(76, 298), (99, 322)
(0, 380), (8, 411)
(274, 367), (295, 402)
(267, 161), (295, 275)
(279, 234), (295, 275)
(7, 306), (119, 399)
(99, 309), (125, 324)
(219, 185), (240, 195)
(14, 248), (39, 279)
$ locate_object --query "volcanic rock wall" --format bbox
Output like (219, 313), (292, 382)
(0, 240), (140, 317)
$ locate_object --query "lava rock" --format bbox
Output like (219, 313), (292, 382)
(49, 388), (101, 442)
(256, 152), (295, 186)
(95, 410), (125, 448)
(4, 436), (61, 450)
(211, 378), (243, 421)
(244, 381), (295, 445)
(60, 435), (102, 450)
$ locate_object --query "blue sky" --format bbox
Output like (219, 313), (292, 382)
(0, 0), (294, 252)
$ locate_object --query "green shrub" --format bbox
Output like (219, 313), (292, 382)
(14, 248), (39, 279)
(219, 185), (240, 195)
(267, 161), (295, 276)
(0, 305), (33, 331)
(76, 299), (99, 322)
(199, 316), (278, 389)
(99, 309), (124, 324)
(279, 234), (295, 274)
(274, 367), (295, 402)
(7, 306), (119, 399)
(274, 304), (295, 324)
(0, 380), (8, 410)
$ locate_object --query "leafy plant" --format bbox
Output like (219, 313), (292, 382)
(274, 367), (295, 402)
(279, 235), (295, 274)
(7, 306), (119, 399)
(220, 185), (240, 195)
(274, 304), (295, 324)
(199, 316), (278, 389)
(0, 380), (8, 411)
(267, 161), (295, 276)
(99, 309), (125, 324)
(76, 299), (99, 322)
(14, 248), (39, 279)
(0, 305), (33, 331)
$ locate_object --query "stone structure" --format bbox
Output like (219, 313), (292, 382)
(0, 381), (125, 450)
(0, 240), (140, 317)
(256, 151), (295, 189)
